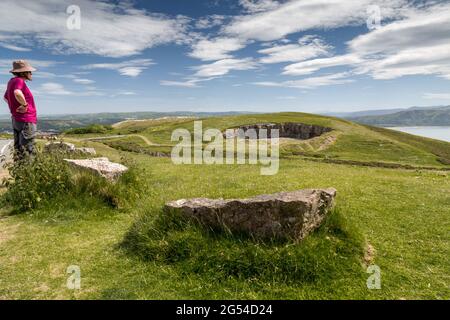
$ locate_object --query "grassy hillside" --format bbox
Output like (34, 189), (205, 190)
(350, 106), (450, 126)
(66, 112), (450, 168)
(1, 112), (449, 300)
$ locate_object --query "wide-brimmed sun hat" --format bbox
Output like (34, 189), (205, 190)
(9, 60), (36, 73)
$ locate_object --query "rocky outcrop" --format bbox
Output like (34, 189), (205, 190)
(76, 147), (96, 155)
(165, 188), (337, 240)
(225, 123), (332, 140)
(45, 142), (96, 155)
(64, 157), (128, 181)
(45, 142), (76, 153)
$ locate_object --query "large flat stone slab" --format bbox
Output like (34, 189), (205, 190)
(165, 188), (337, 240)
(64, 157), (128, 181)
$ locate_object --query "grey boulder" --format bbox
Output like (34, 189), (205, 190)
(165, 188), (337, 240)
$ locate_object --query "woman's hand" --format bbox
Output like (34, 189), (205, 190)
(16, 105), (28, 113)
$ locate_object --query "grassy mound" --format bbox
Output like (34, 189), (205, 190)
(121, 208), (366, 284)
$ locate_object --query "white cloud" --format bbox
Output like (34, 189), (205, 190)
(193, 58), (258, 78)
(73, 78), (95, 85)
(422, 93), (450, 100)
(253, 72), (353, 89)
(0, 0), (189, 58)
(37, 83), (73, 95)
(271, 2), (450, 83)
(239, 0), (281, 13)
(0, 43), (31, 52)
(195, 15), (227, 29)
(111, 91), (137, 97)
(160, 77), (218, 88)
(348, 3), (450, 80)
(283, 54), (362, 76)
(225, 0), (407, 41)
(189, 37), (247, 61)
(259, 35), (332, 64)
(160, 80), (201, 88)
(35, 82), (107, 97)
(81, 59), (154, 77)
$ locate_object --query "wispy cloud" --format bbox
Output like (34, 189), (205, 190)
(225, 0), (407, 41)
(111, 91), (137, 98)
(35, 82), (106, 97)
(189, 37), (247, 61)
(160, 77), (218, 88)
(0, 43), (31, 52)
(195, 15), (227, 29)
(193, 58), (258, 78)
(259, 35), (332, 64)
(37, 82), (73, 96)
(239, 0), (280, 14)
(253, 72), (353, 89)
(73, 78), (95, 85)
(283, 54), (362, 76)
(349, 3), (450, 80)
(81, 59), (154, 77)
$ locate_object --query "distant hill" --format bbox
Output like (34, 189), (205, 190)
(0, 111), (254, 133)
(324, 105), (450, 120)
(349, 106), (450, 126)
(324, 108), (405, 118)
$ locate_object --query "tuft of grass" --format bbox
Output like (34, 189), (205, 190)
(121, 208), (366, 284)
(65, 124), (113, 135)
(1, 152), (73, 212)
(1, 151), (145, 215)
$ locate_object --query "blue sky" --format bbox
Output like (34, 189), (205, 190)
(1, 0), (450, 115)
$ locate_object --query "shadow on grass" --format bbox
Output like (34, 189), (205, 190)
(119, 207), (366, 286)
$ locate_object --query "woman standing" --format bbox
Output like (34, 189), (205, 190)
(3, 60), (37, 160)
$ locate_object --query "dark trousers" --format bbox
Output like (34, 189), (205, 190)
(12, 118), (36, 160)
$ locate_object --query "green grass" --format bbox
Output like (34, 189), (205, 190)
(121, 207), (366, 284)
(0, 112), (449, 300)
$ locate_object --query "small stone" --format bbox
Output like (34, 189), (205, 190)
(165, 188), (337, 240)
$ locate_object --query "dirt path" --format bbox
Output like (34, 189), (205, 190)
(128, 134), (155, 146)
(79, 134), (157, 146)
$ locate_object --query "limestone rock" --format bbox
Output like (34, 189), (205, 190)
(165, 188), (337, 240)
(44, 142), (76, 153)
(76, 147), (96, 155)
(45, 142), (96, 155)
(225, 123), (332, 140)
(64, 157), (128, 181)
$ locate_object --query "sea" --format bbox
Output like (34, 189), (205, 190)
(387, 126), (450, 142)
